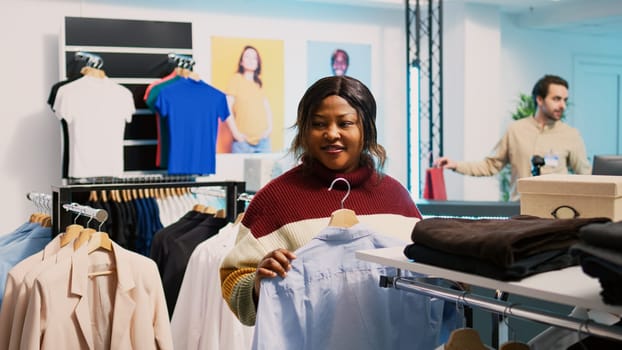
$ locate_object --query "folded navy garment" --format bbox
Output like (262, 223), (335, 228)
(410, 215), (610, 267)
(570, 242), (622, 305)
(578, 221), (622, 251)
(570, 242), (622, 268)
(403, 243), (576, 281)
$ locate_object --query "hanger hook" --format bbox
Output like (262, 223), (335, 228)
(502, 303), (519, 341)
(73, 210), (82, 224)
(71, 203), (82, 224)
(328, 177), (351, 209)
(98, 219), (105, 232)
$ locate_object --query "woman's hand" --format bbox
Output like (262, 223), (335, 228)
(253, 248), (297, 301)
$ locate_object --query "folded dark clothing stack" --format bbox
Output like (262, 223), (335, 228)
(404, 215), (611, 281)
(576, 221), (622, 251)
(570, 221), (622, 305)
(403, 244), (573, 280)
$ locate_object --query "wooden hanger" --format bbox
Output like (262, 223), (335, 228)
(80, 66), (106, 78)
(203, 206), (217, 215)
(40, 215), (52, 228)
(327, 177), (359, 228)
(61, 223), (83, 247)
(86, 231), (115, 277)
(178, 67), (200, 81)
(113, 190), (122, 203)
(193, 203), (206, 212)
(328, 208), (359, 228)
(444, 328), (488, 350)
(499, 341), (529, 350)
(29, 212), (43, 223)
(74, 228), (97, 250)
(87, 231), (113, 253)
(187, 70), (201, 81)
(123, 189), (130, 202)
(215, 208), (227, 219)
(234, 212), (245, 225)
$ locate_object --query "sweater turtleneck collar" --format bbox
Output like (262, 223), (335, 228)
(304, 158), (375, 188)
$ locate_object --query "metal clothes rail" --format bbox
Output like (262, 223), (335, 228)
(356, 247), (622, 348)
(380, 274), (622, 342)
(52, 180), (246, 236)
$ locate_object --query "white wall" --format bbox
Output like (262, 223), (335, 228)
(443, 3), (503, 201)
(0, 0), (406, 234)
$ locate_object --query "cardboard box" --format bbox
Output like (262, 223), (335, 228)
(517, 174), (622, 221)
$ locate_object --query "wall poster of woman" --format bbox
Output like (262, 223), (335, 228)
(211, 37), (284, 154)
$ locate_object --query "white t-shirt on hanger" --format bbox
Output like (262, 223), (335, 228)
(54, 75), (135, 178)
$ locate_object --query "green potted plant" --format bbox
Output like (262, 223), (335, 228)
(500, 93), (535, 201)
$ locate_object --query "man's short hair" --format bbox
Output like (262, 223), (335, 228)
(532, 74), (568, 107)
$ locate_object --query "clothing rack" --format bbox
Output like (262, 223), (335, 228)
(26, 192), (52, 213)
(381, 274), (622, 342)
(52, 180), (246, 236)
(62, 202), (109, 225)
(357, 247), (622, 348)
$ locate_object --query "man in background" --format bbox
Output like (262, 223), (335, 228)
(434, 74), (591, 200)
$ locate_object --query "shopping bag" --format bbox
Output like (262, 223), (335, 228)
(423, 167), (447, 200)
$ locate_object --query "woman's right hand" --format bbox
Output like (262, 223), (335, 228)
(253, 248), (297, 300)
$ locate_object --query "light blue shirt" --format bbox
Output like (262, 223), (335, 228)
(0, 224), (51, 307)
(253, 223), (457, 350)
(0, 222), (38, 247)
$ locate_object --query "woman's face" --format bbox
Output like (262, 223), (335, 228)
(241, 48), (259, 72)
(307, 95), (363, 173)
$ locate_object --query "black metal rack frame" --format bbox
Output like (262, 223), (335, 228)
(52, 181), (246, 236)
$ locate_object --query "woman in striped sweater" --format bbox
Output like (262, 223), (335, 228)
(220, 75), (422, 326)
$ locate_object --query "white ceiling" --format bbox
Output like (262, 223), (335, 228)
(299, 0), (622, 37)
(487, 0), (622, 37)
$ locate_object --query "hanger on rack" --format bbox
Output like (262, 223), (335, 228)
(498, 304), (529, 350)
(234, 212), (245, 225)
(73, 207), (114, 277)
(168, 52), (200, 81)
(61, 210), (84, 247)
(87, 230), (113, 254)
(193, 203), (207, 212)
(327, 177), (359, 228)
(75, 51), (106, 78)
(444, 328), (488, 350)
(26, 192), (52, 227)
(62, 203), (109, 251)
